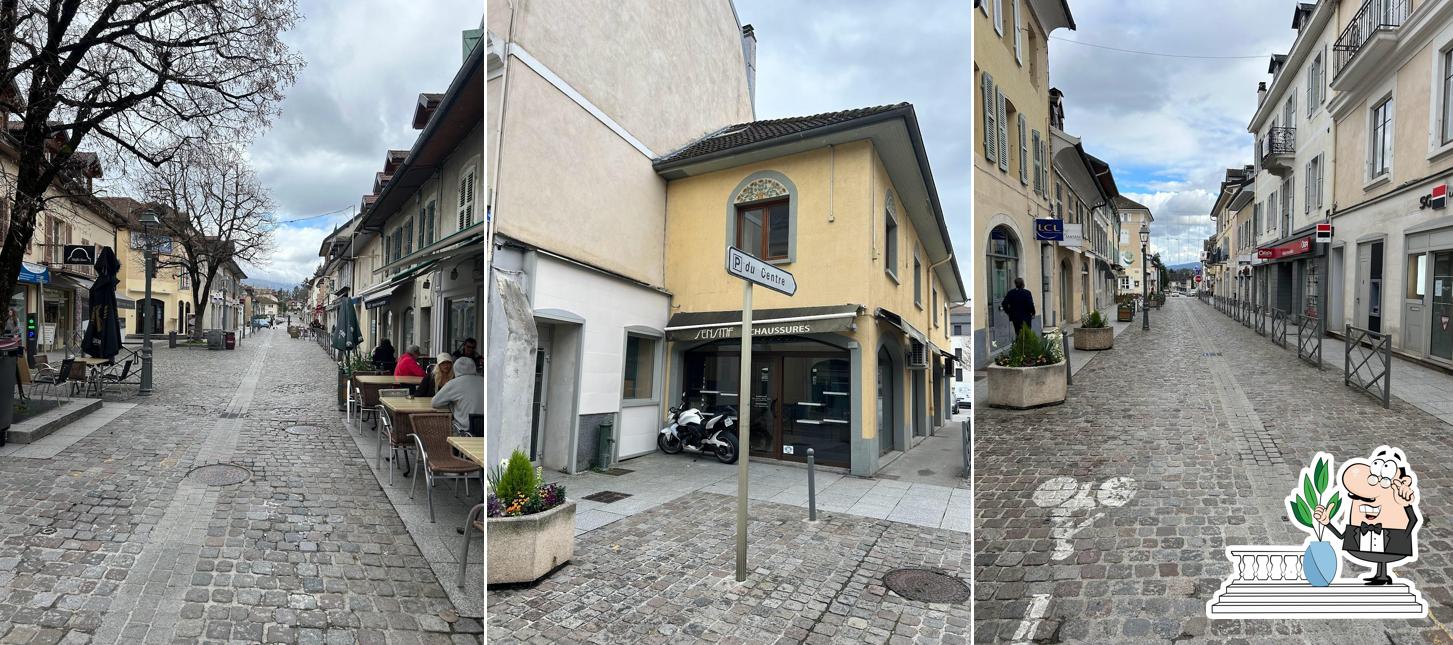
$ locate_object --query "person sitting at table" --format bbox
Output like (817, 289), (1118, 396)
(454, 337), (480, 364)
(371, 339), (396, 371)
(417, 352), (452, 397)
(432, 356), (482, 434)
(395, 345), (426, 378)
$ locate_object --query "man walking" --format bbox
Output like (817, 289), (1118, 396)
(1001, 277), (1036, 335)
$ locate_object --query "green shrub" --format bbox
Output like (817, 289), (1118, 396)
(994, 325), (1063, 367)
(1083, 310), (1106, 329)
(494, 450), (539, 503)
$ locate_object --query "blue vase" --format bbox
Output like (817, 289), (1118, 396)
(1303, 541), (1338, 587)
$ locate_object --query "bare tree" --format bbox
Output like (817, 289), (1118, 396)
(0, 0), (303, 302)
(137, 138), (274, 337)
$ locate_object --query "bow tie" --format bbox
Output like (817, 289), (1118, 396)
(1357, 522), (1384, 535)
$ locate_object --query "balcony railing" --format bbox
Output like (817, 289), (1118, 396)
(1334, 0), (1413, 76)
(1260, 127), (1296, 160)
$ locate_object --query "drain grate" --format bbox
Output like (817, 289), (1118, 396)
(600, 468), (634, 476)
(582, 491), (632, 504)
(185, 463), (252, 486)
(883, 568), (970, 604)
(284, 425), (323, 436)
(1202, 352), (1223, 357)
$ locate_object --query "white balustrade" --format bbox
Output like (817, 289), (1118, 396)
(1226, 547), (1305, 582)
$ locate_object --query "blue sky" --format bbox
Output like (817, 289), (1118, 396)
(736, 0), (972, 297)
(1048, 0), (1292, 264)
(241, 0), (482, 286)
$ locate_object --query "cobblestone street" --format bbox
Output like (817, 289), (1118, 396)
(0, 329), (483, 644)
(488, 492), (971, 644)
(975, 298), (1453, 643)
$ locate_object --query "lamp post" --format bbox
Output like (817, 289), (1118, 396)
(138, 209), (160, 395)
(1140, 222), (1150, 331)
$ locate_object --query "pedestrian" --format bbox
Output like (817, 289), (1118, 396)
(371, 338), (396, 371)
(432, 356), (482, 434)
(1000, 277), (1036, 336)
(454, 337), (480, 364)
(394, 345), (425, 378)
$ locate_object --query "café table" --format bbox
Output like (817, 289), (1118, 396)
(352, 375), (426, 416)
(379, 395), (436, 476)
(447, 437), (484, 466)
(76, 356), (110, 397)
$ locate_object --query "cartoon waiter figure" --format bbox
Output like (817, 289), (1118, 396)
(1312, 446), (1421, 585)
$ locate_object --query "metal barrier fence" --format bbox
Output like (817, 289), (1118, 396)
(1294, 314), (1323, 370)
(1271, 308), (1288, 348)
(1242, 302), (1255, 329)
(1254, 305), (1267, 336)
(1344, 324), (1391, 408)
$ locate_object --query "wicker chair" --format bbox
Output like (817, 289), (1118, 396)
(374, 389), (416, 485)
(409, 413), (483, 522)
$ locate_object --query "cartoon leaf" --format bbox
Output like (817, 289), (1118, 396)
(1303, 474), (1317, 511)
(1328, 491), (1342, 520)
(1314, 458), (1329, 495)
(1291, 496), (1313, 529)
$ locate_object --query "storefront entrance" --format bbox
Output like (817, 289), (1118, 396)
(683, 337), (852, 468)
(1431, 251), (1453, 361)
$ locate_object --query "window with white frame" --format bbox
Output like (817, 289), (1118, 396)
(621, 333), (657, 400)
(1253, 202), (1262, 235)
(1305, 155), (1324, 213)
(1442, 48), (1453, 144)
(1012, 0), (1022, 63)
(913, 252), (922, 307)
(1267, 192), (1278, 236)
(992, 0), (1003, 36)
(1031, 130), (1043, 194)
(1281, 174), (1294, 234)
(1370, 96), (1393, 179)
(1017, 113), (1028, 184)
(1307, 51), (1324, 114)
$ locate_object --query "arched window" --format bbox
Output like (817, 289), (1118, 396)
(727, 171), (797, 263)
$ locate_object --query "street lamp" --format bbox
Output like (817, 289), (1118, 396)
(1140, 222), (1150, 331)
(138, 209), (160, 395)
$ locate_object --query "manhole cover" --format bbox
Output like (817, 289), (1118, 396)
(883, 569), (970, 603)
(186, 464), (252, 486)
(284, 425), (323, 436)
(582, 491), (632, 504)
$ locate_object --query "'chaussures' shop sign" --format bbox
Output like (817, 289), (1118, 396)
(667, 317), (855, 341)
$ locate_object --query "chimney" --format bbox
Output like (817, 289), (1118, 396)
(1257, 82), (1267, 107)
(741, 24), (757, 115)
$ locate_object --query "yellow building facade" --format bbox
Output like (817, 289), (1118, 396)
(972, 0), (1075, 366)
(656, 105), (965, 476)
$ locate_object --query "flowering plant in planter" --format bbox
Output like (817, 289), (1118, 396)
(1288, 453), (1342, 586)
(993, 325), (1063, 368)
(1081, 310), (1107, 329)
(486, 450), (568, 518)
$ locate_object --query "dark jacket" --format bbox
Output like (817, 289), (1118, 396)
(371, 344), (396, 369)
(1327, 507), (1418, 559)
(1001, 287), (1036, 323)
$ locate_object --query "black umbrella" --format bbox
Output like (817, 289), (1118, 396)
(82, 246), (122, 360)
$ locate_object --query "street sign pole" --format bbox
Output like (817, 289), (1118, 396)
(736, 280), (751, 583)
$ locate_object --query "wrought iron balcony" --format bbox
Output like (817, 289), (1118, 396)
(1334, 0), (1412, 78)
(1259, 127), (1296, 175)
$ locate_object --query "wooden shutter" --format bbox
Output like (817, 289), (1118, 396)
(981, 73), (997, 163)
(996, 88), (1008, 172)
(1018, 113), (1028, 185)
(1031, 130), (1041, 194)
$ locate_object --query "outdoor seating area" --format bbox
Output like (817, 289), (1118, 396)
(25, 344), (144, 402)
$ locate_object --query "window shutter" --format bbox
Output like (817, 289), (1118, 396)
(981, 73), (997, 163)
(1041, 139), (1049, 195)
(1018, 113), (1028, 184)
(1031, 130), (1041, 194)
(1012, 0), (1022, 63)
(996, 88), (1008, 172)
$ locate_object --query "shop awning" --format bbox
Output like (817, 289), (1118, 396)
(664, 304), (861, 342)
(375, 229), (481, 274)
(874, 307), (926, 344)
(363, 284), (400, 310)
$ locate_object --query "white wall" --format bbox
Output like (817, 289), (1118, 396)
(531, 256), (668, 457)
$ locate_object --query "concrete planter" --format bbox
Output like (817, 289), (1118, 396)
(487, 500), (575, 585)
(1073, 326), (1113, 351)
(986, 362), (1067, 409)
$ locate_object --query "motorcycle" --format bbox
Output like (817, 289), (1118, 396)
(658, 401), (739, 464)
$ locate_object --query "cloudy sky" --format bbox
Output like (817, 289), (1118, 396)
(241, 0), (481, 286)
(1049, 0), (1290, 264)
(736, 0), (972, 295)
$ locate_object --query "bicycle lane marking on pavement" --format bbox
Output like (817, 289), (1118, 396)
(92, 330), (276, 645)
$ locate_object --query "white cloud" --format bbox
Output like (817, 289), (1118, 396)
(1050, 0), (1294, 263)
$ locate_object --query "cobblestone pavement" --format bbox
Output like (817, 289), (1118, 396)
(976, 299), (1453, 644)
(0, 327), (482, 644)
(488, 491), (970, 644)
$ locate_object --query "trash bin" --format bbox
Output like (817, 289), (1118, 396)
(337, 364), (349, 411)
(594, 417), (615, 471)
(224, 331), (236, 350)
(167, 331), (177, 349)
(0, 341), (21, 446)
(206, 329), (223, 350)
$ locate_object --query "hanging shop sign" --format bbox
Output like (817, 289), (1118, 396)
(1034, 218), (1064, 241)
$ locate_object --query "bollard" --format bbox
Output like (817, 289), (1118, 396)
(806, 448), (817, 522)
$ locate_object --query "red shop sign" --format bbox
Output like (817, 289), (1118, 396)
(1256, 236), (1312, 260)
